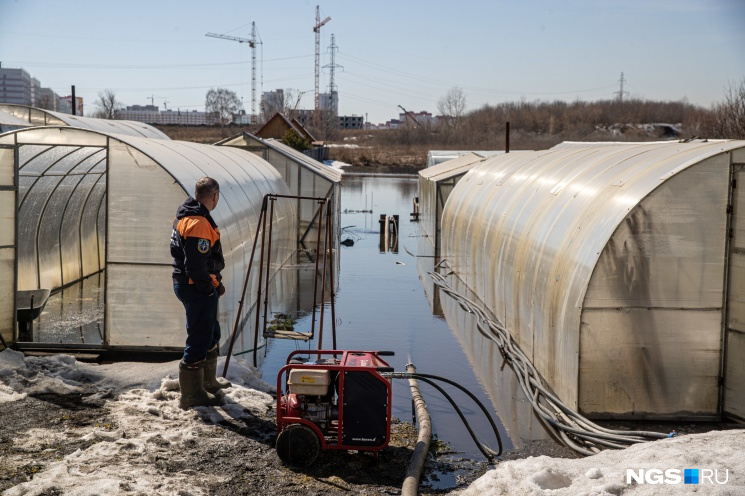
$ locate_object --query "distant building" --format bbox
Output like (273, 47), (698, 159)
(338, 115), (363, 129)
(256, 113), (316, 142)
(0, 66), (36, 106)
(118, 105), (215, 125)
(294, 109), (313, 128)
(1, 64), (80, 114)
(398, 110), (438, 127)
(261, 89), (286, 121)
(61, 96), (84, 116)
(39, 88), (68, 112)
(320, 91), (338, 115)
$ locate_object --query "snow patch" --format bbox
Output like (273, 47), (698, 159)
(455, 430), (745, 495)
(0, 349), (274, 495)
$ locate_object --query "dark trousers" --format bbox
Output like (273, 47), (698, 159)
(174, 283), (220, 363)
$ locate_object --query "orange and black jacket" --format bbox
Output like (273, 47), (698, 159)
(171, 197), (225, 294)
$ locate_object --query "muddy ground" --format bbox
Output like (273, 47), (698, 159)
(0, 389), (507, 495)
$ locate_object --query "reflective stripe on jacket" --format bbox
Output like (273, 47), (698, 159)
(171, 197), (225, 294)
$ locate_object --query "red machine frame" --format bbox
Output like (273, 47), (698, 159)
(276, 350), (393, 457)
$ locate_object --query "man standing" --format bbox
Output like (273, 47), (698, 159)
(171, 177), (232, 409)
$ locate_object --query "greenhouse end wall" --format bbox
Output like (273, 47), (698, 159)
(579, 154), (729, 417)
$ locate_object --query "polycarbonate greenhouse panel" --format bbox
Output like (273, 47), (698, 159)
(418, 152), (487, 254)
(0, 104), (170, 139)
(106, 264), (184, 347)
(0, 145), (14, 345)
(441, 140), (745, 414)
(579, 308), (721, 414)
(724, 331), (745, 419)
(0, 147), (13, 186)
(9, 126), (109, 147)
(106, 142), (181, 265)
(104, 133), (295, 349)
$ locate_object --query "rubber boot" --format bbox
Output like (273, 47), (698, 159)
(204, 346), (232, 394)
(179, 360), (223, 409)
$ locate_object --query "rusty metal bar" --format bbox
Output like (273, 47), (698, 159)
(223, 195), (267, 376)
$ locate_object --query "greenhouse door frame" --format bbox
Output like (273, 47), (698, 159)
(724, 159), (745, 421)
(10, 139), (109, 352)
(0, 144), (17, 349)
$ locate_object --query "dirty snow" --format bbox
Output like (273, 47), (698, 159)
(0, 348), (274, 496)
(1, 347), (743, 495)
(324, 159), (350, 171)
(455, 428), (745, 495)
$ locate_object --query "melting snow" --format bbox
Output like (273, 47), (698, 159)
(1, 348), (743, 495)
(0, 348), (274, 496)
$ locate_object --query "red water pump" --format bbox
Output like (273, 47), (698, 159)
(276, 350), (394, 467)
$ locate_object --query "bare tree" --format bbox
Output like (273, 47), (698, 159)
(205, 88), (243, 126)
(93, 89), (124, 119)
(261, 88), (305, 122)
(708, 78), (745, 139)
(437, 86), (467, 130)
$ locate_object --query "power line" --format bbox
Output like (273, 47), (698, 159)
(614, 72), (629, 101)
(313, 5), (331, 125)
(322, 34), (343, 115)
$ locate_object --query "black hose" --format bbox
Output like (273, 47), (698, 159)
(409, 372), (503, 457)
(385, 372), (503, 459)
(428, 269), (670, 455)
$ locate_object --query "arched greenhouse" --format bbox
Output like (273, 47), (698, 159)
(441, 140), (745, 420)
(0, 126), (296, 355)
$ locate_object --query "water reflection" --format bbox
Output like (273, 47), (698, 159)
(34, 272), (105, 345)
(427, 267), (558, 448)
(260, 174), (513, 459)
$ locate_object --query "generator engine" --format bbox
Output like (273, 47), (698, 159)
(280, 366), (338, 431)
(276, 350), (393, 467)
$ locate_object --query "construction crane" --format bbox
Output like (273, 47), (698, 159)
(398, 105), (422, 128)
(206, 22), (261, 125)
(313, 5), (331, 125)
(149, 95), (168, 109)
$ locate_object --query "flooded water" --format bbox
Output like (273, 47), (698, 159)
(259, 174), (527, 465)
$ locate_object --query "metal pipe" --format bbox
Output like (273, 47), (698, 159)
(327, 199), (337, 350)
(252, 196), (270, 367)
(224, 196), (266, 376)
(401, 363), (431, 496)
(261, 197), (276, 340)
(317, 200), (330, 350)
(309, 199), (326, 338)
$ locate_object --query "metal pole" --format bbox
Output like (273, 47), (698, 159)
(261, 197), (276, 339)
(327, 199), (337, 349)
(309, 199), (325, 338)
(71, 85), (76, 116)
(252, 196), (270, 367)
(317, 200), (330, 350)
(223, 196), (267, 376)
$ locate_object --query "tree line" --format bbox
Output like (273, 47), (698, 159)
(395, 79), (745, 150)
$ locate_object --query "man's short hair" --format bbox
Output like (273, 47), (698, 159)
(195, 177), (219, 200)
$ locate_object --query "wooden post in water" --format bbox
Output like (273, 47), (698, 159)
(379, 214), (389, 253)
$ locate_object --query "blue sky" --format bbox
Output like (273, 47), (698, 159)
(0, 0), (743, 124)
